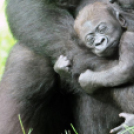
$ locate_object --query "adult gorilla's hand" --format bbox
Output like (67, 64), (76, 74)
(110, 113), (134, 134)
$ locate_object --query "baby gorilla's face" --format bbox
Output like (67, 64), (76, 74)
(81, 15), (123, 57)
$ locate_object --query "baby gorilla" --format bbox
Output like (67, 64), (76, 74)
(54, 2), (134, 133)
(73, 2), (134, 94)
(55, 2), (134, 93)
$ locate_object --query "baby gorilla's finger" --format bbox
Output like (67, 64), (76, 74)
(60, 55), (69, 61)
(64, 67), (70, 72)
(110, 125), (122, 133)
(78, 74), (87, 87)
(59, 55), (64, 58)
(63, 56), (70, 62)
(63, 56), (67, 60)
(66, 60), (71, 67)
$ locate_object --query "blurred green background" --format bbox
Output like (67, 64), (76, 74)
(0, 0), (16, 79)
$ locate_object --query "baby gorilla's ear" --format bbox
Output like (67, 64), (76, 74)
(109, 0), (116, 3)
(115, 12), (127, 29)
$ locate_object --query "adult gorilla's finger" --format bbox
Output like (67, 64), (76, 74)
(110, 125), (122, 133)
(119, 113), (132, 119)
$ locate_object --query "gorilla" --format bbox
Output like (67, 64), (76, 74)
(55, 2), (134, 133)
(74, 2), (134, 93)
(0, 0), (133, 133)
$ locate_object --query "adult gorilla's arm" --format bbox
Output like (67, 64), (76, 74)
(6, 0), (78, 62)
(6, 0), (120, 90)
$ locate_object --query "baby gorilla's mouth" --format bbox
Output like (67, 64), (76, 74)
(95, 37), (108, 50)
(93, 37), (108, 56)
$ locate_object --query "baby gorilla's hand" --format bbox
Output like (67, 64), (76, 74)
(79, 70), (100, 94)
(54, 55), (71, 76)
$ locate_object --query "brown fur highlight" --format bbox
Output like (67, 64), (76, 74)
(74, 2), (113, 37)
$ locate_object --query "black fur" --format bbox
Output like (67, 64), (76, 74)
(1, 0), (132, 133)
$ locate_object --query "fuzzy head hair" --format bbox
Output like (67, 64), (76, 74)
(74, 2), (115, 37)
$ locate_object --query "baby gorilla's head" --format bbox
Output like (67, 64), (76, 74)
(74, 2), (127, 58)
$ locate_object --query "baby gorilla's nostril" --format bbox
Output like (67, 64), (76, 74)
(95, 38), (105, 46)
(101, 38), (105, 44)
(95, 43), (101, 46)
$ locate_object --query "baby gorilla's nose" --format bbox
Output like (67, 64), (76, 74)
(94, 37), (105, 46)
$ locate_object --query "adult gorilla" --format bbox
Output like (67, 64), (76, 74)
(0, 0), (133, 134)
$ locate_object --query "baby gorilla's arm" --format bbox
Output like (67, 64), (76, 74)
(79, 32), (134, 94)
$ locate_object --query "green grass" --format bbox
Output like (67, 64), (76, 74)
(0, 1), (16, 79)
(18, 114), (33, 134)
(70, 123), (78, 134)
(121, 125), (134, 134)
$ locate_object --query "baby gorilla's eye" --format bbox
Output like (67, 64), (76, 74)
(86, 34), (94, 44)
(98, 25), (107, 34)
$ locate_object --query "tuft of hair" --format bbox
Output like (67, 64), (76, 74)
(74, 2), (113, 37)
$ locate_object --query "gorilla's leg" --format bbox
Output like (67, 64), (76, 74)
(72, 93), (123, 134)
(0, 43), (72, 134)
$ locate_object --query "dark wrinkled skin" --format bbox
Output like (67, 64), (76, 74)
(0, 0), (133, 133)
